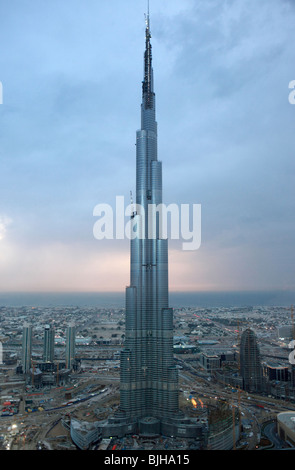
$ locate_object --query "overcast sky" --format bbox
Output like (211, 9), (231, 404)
(0, 0), (294, 293)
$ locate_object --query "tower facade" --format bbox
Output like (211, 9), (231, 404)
(119, 12), (179, 428)
(240, 328), (262, 393)
(66, 323), (76, 370)
(22, 323), (32, 374)
(43, 324), (55, 363)
(99, 10), (203, 441)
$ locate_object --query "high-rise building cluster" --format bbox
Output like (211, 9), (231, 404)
(20, 322), (77, 386)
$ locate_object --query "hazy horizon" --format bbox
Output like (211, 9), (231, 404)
(0, 289), (294, 308)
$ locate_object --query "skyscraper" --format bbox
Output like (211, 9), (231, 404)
(22, 323), (32, 374)
(115, 11), (200, 438)
(119, 10), (178, 425)
(43, 324), (55, 363)
(66, 323), (76, 370)
(96, 9), (203, 441)
(240, 328), (262, 393)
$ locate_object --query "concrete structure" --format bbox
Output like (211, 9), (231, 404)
(207, 402), (239, 450)
(277, 412), (295, 446)
(66, 323), (75, 369)
(265, 362), (289, 382)
(43, 324), (55, 362)
(200, 353), (220, 373)
(70, 418), (101, 450)
(22, 323), (32, 374)
(240, 328), (262, 393)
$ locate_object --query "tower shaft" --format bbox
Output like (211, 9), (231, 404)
(119, 13), (179, 421)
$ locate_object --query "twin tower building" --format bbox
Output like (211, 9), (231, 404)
(105, 13), (202, 439)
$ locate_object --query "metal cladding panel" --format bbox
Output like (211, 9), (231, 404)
(130, 215), (142, 289)
(151, 160), (162, 193)
(156, 238), (169, 314)
(162, 307), (173, 330)
(141, 102), (157, 133)
(120, 349), (131, 382)
(136, 130), (148, 202)
(125, 286), (137, 330)
(147, 130), (158, 161)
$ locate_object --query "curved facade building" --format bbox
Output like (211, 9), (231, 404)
(70, 418), (100, 450)
(207, 402), (239, 450)
(240, 328), (262, 393)
(277, 412), (295, 446)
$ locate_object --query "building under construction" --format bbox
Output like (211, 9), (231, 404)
(240, 328), (262, 393)
(206, 401), (239, 450)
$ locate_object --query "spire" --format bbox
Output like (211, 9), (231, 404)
(145, 0), (150, 33)
(142, 1), (154, 109)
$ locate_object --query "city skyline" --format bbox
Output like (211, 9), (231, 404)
(0, 0), (294, 293)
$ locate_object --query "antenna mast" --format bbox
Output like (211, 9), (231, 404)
(145, 0), (150, 33)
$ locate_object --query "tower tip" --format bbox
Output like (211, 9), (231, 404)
(145, 0), (150, 33)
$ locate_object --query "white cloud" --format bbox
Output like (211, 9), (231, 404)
(0, 216), (12, 241)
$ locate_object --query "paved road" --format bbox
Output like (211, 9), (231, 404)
(262, 422), (287, 450)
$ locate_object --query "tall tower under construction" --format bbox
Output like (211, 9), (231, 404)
(113, 10), (200, 438)
(96, 8), (203, 441)
(118, 11), (178, 429)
